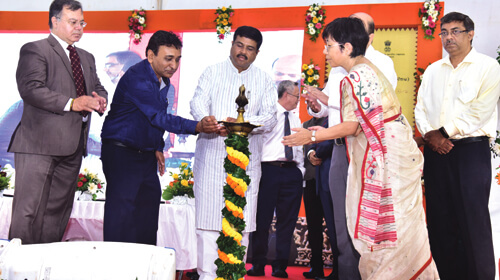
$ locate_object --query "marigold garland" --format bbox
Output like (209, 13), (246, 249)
(215, 134), (250, 280)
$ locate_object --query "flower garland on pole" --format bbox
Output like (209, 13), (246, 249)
(215, 6), (235, 43)
(301, 59), (321, 94)
(128, 8), (146, 45)
(215, 134), (250, 280)
(305, 3), (326, 42)
(418, 0), (442, 40)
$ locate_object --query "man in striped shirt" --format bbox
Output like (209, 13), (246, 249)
(190, 26), (277, 280)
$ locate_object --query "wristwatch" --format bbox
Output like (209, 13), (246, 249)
(311, 130), (316, 142)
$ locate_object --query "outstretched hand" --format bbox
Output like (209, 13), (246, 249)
(282, 127), (313, 147)
(303, 85), (329, 105)
(196, 116), (219, 134)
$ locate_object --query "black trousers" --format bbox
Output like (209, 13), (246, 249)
(251, 163), (303, 269)
(101, 142), (161, 245)
(303, 178), (325, 269)
(424, 139), (495, 280)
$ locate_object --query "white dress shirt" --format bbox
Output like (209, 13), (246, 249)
(415, 48), (500, 139)
(190, 57), (277, 232)
(261, 103), (305, 177)
(308, 45), (397, 127)
(52, 32), (89, 122)
(365, 45), (398, 91)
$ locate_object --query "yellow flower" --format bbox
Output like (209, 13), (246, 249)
(181, 162), (188, 168)
(220, 29), (225, 34)
(222, 6), (227, 11)
(308, 76), (314, 83)
(312, 17), (319, 23)
(302, 64), (309, 70)
(222, 19), (228, 25)
(306, 68), (314, 75)
(184, 169), (189, 176)
(181, 180), (188, 187)
(173, 174), (179, 180)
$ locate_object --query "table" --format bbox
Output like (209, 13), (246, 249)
(0, 196), (197, 270)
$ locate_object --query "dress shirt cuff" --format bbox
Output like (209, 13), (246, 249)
(64, 98), (73, 112)
(443, 123), (459, 139)
(307, 149), (315, 157)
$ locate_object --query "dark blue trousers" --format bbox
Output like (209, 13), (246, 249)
(251, 163), (303, 270)
(424, 139), (495, 280)
(101, 142), (161, 245)
(303, 178), (325, 269)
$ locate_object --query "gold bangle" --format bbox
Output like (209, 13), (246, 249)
(70, 99), (75, 111)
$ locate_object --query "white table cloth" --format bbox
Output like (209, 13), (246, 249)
(0, 196), (197, 270)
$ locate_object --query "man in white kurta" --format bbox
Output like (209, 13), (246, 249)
(190, 26), (277, 280)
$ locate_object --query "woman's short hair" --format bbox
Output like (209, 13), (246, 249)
(322, 17), (369, 58)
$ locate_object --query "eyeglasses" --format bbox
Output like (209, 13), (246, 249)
(288, 92), (300, 99)
(57, 17), (87, 28)
(438, 29), (468, 37)
(324, 43), (343, 51)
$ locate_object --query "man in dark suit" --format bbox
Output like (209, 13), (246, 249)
(8, 0), (107, 244)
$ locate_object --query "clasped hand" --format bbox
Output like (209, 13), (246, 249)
(72, 91), (107, 114)
(423, 129), (454, 155)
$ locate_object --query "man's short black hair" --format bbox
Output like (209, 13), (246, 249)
(146, 30), (183, 57)
(49, 0), (82, 29)
(233, 26), (263, 50)
(441, 12), (475, 31)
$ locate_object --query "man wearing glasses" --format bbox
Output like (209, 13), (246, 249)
(247, 80), (304, 278)
(8, 0), (107, 244)
(415, 12), (500, 280)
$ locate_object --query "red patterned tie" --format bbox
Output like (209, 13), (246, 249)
(67, 45), (88, 117)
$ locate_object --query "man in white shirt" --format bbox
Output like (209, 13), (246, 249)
(415, 12), (500, 280)
(303, 12), (397, 280)
(247, 80), (304, 278)
(190, 26), (277, 280)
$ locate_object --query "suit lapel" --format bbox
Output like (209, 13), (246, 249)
(48, 34), (74, 81)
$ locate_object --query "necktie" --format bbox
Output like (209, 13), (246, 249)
(67, 45), (88, 117)
(284, 111), (293, 161)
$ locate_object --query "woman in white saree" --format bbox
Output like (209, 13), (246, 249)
(283, 17), (439, 280)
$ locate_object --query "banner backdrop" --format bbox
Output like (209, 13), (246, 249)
(0, 30), (304, 192)
(372, 28), (418, 133)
